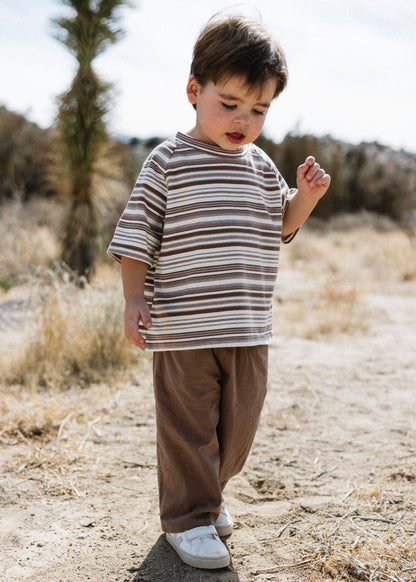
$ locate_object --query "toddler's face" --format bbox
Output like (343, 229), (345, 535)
(186, 74), (277, 150)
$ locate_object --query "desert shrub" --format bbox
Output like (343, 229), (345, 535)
(0, 266), (140, 389)
(0, 197), (62, 280)
(0, 106), (59, 202)
(0, 179), (130, 288)
(345, 143), (416, 222)
(257, 133), (416, 222)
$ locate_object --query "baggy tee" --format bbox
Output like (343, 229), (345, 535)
(108, 131), (297, 351)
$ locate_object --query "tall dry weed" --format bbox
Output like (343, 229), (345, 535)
(1, 266), (139, 390)
(0, 198), (62, 286)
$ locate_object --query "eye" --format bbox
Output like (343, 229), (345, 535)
(221, 103), (236, 110)
(253, 109), (266, 116)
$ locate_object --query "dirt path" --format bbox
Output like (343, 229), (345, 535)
(1, 282), (415, 581)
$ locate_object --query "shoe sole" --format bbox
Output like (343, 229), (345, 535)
(166, 535), (230, 569)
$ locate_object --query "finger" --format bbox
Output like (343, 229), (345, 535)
(125, 320), (146, 348)
(317, 173), (331, 186)
(297, 156), (315, 179)
(308, 167), (325, 184)
(135, 306), (153, 347)
(305, 162), (321, 181)
(139, 305), (153, 329)
(311, 169), (331, 186)
(125, 312), (149, 348)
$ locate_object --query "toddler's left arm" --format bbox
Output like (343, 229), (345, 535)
(282, 156), (330, 237)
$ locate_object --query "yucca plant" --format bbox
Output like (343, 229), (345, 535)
(54, 0), (128, 280)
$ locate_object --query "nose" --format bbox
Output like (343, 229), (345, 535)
(234, 110), (251, 125)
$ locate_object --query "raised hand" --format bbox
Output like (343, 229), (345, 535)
(297, 156), (331, 201)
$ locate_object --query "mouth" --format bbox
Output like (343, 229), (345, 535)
(226, 132), (245, 144)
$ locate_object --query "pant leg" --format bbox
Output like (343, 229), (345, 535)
(153, 349), (223, 533)
(215, 345), (268, 490)
(153, 345), (268, 533)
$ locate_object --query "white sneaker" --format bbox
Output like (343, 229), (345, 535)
(166, 525), (230, 569)
(215, 501), (234, 537)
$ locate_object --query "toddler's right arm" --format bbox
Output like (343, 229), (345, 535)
(121, 256), (152, 349)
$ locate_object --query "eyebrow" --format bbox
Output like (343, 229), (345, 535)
(218, 92), (271, 109)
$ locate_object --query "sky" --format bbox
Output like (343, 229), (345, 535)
(1, 0), (416, 152)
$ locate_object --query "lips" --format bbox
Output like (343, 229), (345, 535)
(226, 132), (245, 144)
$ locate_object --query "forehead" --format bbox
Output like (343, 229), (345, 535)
(211, 74), (277, 103)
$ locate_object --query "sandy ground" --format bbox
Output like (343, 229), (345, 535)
(1, 277), (415, 582)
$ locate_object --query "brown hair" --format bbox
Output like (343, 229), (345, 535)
(190, 14), (288, 98)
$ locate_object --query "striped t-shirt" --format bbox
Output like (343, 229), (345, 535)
(108, 131), (296, 351)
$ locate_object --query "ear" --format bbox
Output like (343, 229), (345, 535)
(186, 75), (200, 106)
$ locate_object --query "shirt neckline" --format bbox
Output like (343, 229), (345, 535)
(176, 131), (249, 157)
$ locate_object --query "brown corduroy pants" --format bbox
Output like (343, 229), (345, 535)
(153, 345), (268, 533)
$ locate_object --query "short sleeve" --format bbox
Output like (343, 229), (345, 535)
(107, 152), (167, 265)
(253, 146), (299, 245)
(281, 187), (299, 244)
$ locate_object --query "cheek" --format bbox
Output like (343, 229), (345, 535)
(204, 109), (228, 130)
(255, 115), (267, 129)
(249, 116), (266, 137)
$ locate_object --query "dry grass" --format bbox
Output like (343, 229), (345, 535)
(286, 214), (416, 286)
(305, 482), (416, 582)
(0, 395), (86, 496)
(0, 265), (139, 391)
(276, 271), (368, 339)
(0, 378), (137, 496)
(0, 198), (63, 287)
(0, 196), (145, 447)
(264, 472), (416, 581)
(276, 214), (416, 339)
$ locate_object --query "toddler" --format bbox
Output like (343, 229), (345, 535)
(108, 13), (330, 570)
